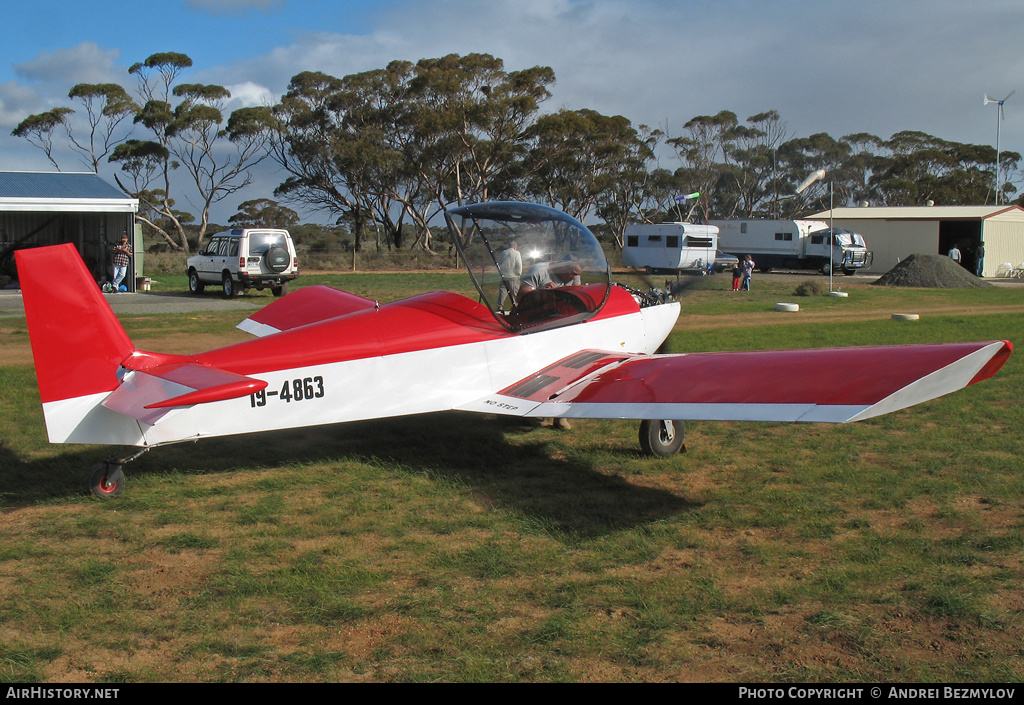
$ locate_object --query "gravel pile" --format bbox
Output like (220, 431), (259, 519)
(871, 254), (992, 288)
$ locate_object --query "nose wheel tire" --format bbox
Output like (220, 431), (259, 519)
(639, 419), (686, 456)
(90, 463), (125, 498)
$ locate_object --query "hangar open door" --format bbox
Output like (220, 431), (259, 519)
(938, 220), (981, 272)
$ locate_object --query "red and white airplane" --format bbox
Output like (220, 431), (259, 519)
(16, 202), (1012, 497)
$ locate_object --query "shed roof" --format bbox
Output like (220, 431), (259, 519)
(809, 205), (1024, 221)
(0, 171), (137, 213)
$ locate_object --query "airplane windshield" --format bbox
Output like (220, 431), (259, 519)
(444, 202), (612, 334)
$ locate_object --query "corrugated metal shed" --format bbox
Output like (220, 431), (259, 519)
(809, 205), (1024, 277)
(810, 205), (1023, 221)
(0, 171), (137, 212)
(1, 171), (139, 290)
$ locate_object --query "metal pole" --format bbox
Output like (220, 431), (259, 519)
(829, 180), (834, 293)
(995, 107), (1001, 205)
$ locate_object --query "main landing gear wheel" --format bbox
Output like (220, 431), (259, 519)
(90, 463), (125, 498)
(639, 419), (686, 456)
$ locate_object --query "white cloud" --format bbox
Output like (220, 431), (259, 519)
(225, 81), (275, 109)
(13, 42), (122, 87)
(0, 80), (48, 131)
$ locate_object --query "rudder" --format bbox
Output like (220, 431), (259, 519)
(17, 244), (135, 405)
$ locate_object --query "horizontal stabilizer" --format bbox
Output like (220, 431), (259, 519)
(103, 362), (267, 425)
(238, 286), (377, 336)
(458, 341), (1012, 423)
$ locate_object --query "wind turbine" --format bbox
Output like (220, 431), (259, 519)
(984, 91), (1014, 205)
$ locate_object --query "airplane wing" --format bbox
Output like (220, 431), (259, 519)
(458, 341), (1012, 423)
(237, 286), (378, 336)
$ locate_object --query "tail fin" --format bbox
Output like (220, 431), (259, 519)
(17, 244), (135, 404)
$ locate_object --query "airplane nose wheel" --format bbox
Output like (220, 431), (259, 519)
(90, 463), (125, 498)
(639, 419), (686, 456)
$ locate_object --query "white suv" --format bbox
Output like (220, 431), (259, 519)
(187, 228), (298, 297)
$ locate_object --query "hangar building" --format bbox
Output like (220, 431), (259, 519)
(0, 171), (139, 290)
(808, 205), (1024, 277)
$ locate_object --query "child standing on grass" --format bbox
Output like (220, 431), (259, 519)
(741, 255), (755, 291)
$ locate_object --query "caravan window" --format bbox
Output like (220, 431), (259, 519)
(627, 235), (638, 247)
(666, 235), (679, 248)
(774, 232), (793, 241)
(647, 235), (662, 243)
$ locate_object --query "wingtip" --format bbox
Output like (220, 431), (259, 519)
(968, 340), (1013, 386)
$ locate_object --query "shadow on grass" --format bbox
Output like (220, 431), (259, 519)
(0, 412), (699, 537)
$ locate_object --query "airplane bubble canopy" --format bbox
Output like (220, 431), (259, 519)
(445, 202), (613, 334)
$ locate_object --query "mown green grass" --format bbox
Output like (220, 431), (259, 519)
(152, 270), (477, 303)
(0, 274), (1021, 682)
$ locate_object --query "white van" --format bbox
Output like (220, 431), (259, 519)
(187, 228), (298, 297)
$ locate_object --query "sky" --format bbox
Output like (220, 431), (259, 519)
(2, 0), (1023, 223)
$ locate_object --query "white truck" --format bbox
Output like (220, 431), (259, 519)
(708, 219), (873, 275)
(622, 222), (719, 274)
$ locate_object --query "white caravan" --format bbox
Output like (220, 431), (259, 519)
(622, 222), (719, 274)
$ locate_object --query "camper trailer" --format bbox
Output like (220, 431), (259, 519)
(622, 222), (719, 274)
(708, 219), (873, 274)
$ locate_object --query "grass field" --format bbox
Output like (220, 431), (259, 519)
(1, 271), (1022, 683)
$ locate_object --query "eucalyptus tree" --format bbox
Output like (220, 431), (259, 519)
(11, 108), (72, 170)
(229, 198), (300, 229)
(106, 53), (274, 251)
(111, 52), (194, 249)
(13, 84), (137, 173)
(169, 84), (274, 243)
(270, 67), (407, 252)
(840, 132), (885, 207)
(774, 132), (853, 216)
(867, 131), (1017, 206)
(593, 123), (663, 247)
(271, 54), (554, 253)
(65, 83), (138, 172)
(725, 110), (790, 218)
(666, 110), (739, 221)
(401, 53), (554, 251)
(520, 108), (647, 225)
(632, 167), (692, 224)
